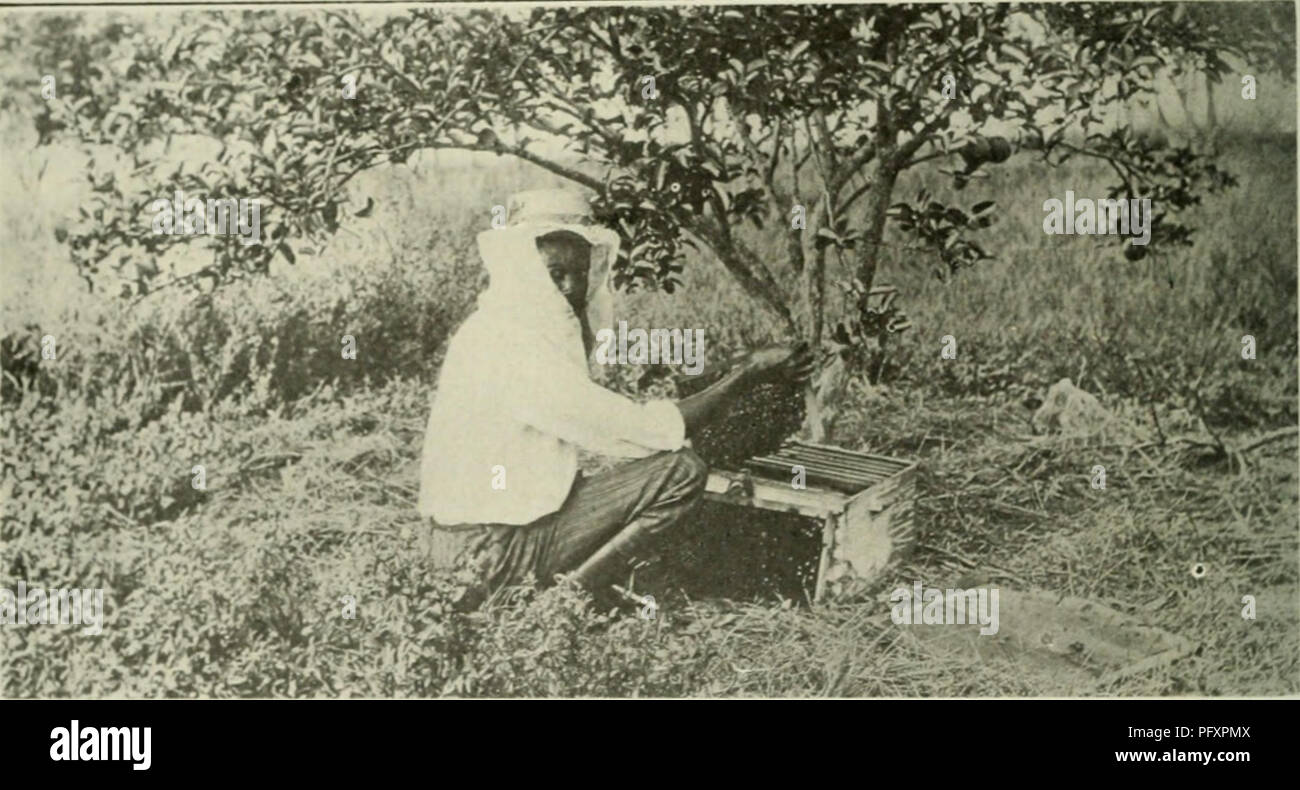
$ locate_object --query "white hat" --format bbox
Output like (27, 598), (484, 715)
(492, 189), (620, 248)
(476, 189), (622, 339)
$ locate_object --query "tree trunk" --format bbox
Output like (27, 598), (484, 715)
(800, 195), (831, 441)
(804, 242), (829, 442)
(854, 162), (899, 297)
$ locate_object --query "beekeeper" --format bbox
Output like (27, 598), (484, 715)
(418, 188), (812, 608)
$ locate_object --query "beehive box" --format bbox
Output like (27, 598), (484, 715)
(700, 441), (918, 602)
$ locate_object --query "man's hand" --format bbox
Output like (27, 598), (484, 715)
(745, 342), (815, 384)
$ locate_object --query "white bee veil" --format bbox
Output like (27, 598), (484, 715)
(473, 189), (622, 361)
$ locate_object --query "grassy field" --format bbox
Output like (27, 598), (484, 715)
(1, 125), (1296, 696)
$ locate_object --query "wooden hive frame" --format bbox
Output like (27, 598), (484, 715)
(702, 440), (919, 602)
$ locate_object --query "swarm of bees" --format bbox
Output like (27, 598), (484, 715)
(675, 355), (806, 468)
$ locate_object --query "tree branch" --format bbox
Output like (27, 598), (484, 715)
(689, 221), (796, 333)
(813, 108), (838, 172)
(830, 141), (877, 198)
(765, 117), (784, 189)
(442, 134), (603, 193)
(723, 98), (784, 203)
(892, 101), (957, 170)
(840, 173), (875, 214)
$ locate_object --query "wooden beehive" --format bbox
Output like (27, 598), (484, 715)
(702, 441), (918, 602)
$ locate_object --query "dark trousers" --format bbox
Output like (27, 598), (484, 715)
(423, 448), (709, 606)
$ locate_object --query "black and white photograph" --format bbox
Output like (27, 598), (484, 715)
(0, 0), (1296, 714)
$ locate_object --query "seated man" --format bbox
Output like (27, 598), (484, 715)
(417, 188), (812, 608)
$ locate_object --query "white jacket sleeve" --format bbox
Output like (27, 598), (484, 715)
(507, 344), (686, 459)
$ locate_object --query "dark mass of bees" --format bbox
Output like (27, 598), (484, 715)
(674, 357), (807, 468)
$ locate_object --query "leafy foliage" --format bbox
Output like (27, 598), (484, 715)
(12, 4), (1261, 350)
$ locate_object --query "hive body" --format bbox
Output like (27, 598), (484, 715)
(711, 442), (918, 602)
(642, 440), (918, 604)
(660, 368), (916, 602)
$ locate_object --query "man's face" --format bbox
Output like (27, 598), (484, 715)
(536, 232), (591, 314)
